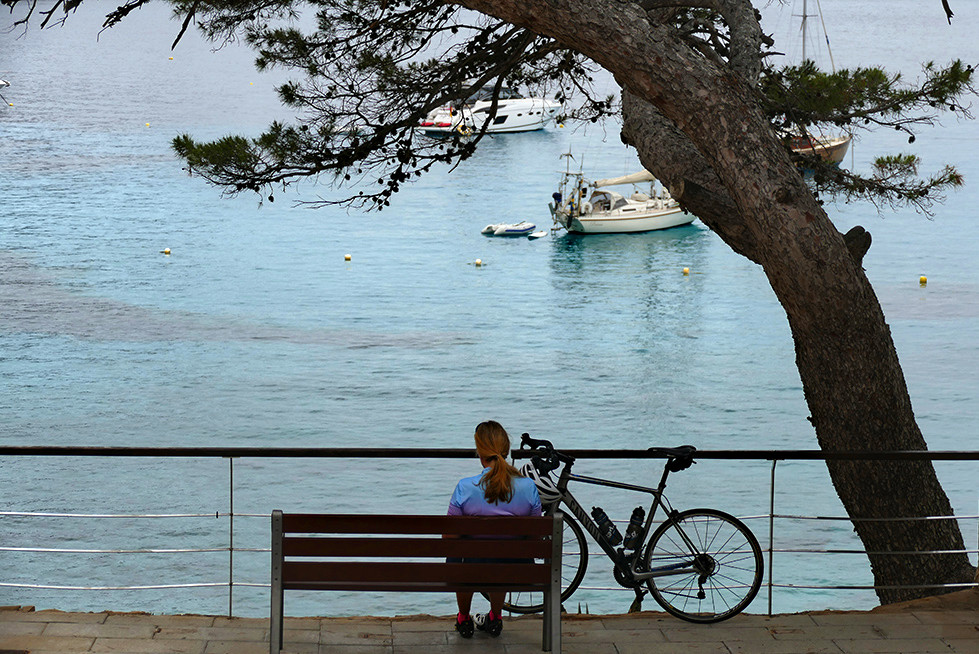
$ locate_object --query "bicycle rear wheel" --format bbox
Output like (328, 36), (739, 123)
(643, 508), (763, 623)
(489, 512), (588, 614)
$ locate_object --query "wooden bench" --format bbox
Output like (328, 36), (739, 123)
(270, 511), (563, 653)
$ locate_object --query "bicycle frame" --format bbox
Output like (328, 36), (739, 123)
(548, 456), (703, 583)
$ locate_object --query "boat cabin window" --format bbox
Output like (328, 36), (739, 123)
(468, 85), (524, 103)
(588, 192), (610, 212)
(493, 115), (508, 125)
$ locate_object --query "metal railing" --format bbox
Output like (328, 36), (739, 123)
(1, 446), (976, 617)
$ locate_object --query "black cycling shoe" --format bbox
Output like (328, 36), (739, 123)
(454, 613), (474, 638)
(474, 612), (503, 637)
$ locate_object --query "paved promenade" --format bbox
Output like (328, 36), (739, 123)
(1, 592), (977, 654)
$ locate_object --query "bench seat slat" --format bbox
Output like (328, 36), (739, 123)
(283, 561), (550, 585)
(283, 536), (550, 558)
(282, 514), (552, 536)
(283, 581), (548, 593)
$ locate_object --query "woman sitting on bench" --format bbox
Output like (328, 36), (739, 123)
(447, 420), (542, 639)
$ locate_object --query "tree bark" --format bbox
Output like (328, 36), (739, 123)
(455, 0), (975, 601)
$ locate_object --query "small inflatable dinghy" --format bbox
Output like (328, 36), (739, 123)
(481, 221), (536, 237)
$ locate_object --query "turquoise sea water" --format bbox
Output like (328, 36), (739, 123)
(1, 1), (977, 618)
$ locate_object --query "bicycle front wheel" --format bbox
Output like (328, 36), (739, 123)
(493, 512), (588, 614)
(643, 508), (763, 623)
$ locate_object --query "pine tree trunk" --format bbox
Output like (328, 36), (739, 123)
(460, 0), (977, 602)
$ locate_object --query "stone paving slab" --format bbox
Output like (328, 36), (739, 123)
(1, 601), (977, 654)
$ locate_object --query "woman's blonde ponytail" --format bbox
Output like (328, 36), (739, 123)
(474, 421), (521, 504)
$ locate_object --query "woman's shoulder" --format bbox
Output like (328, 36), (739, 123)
(513, 474), (535, 487)
(452, 471), (483, 495)
(458, 471), (485, 485)
(513, 475), (540, 494)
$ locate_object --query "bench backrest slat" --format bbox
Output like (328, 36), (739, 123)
(283, 535), (550, 559)
(281, 513), (553, 536)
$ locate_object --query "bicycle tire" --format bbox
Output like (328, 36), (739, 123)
(486, 512), (588, 614)
(643, 508), (763, 623)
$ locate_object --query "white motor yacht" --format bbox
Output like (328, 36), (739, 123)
(420, 85), (561, 135)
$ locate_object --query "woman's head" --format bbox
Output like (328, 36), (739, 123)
(474, 420), (510, 463)
(474, 420), (520, 504)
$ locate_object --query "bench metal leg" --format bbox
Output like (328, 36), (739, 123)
(270, 511), (284, 654)
(542, 590), (551, 651)
(544, 512), (563, 652)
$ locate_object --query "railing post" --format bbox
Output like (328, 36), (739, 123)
(768, 459), (777, 617)
(228, 456), (235, 618)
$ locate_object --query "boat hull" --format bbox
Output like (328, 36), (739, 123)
(571, 209), (694, 234)
(791, 134), (851, 164)
(550, 203), (694, 234)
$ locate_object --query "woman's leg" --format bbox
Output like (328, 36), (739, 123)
(454, 591), (475, 638)
(488, 592), (504, 615)
(456, 591), (474, 616)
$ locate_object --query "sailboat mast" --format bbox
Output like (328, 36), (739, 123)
(797, 0), (836, 71)
(801, 0), (808, 63)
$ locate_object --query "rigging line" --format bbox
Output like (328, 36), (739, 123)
(813, 0), (835, 72)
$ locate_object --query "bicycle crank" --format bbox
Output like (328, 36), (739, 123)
(613, 551), (643, 589)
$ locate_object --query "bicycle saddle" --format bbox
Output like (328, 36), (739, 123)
(648, 445), (697, 472)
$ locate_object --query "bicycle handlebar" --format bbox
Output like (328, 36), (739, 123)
(520, 433), (574, 473)
(521, 434), (697, 473)
(520, 433), (554, 452)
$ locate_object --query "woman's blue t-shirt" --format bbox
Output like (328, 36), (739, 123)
(447, 467), (542, 517)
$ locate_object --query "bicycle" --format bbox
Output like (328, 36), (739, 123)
(497, 434), (764, 623)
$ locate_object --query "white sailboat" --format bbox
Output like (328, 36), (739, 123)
(787, 0), (851, 164)
(549, 164), (693, 235)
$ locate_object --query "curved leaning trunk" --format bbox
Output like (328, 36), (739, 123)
(617, 93), (975, 604)
(457, 0), (976, 601)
